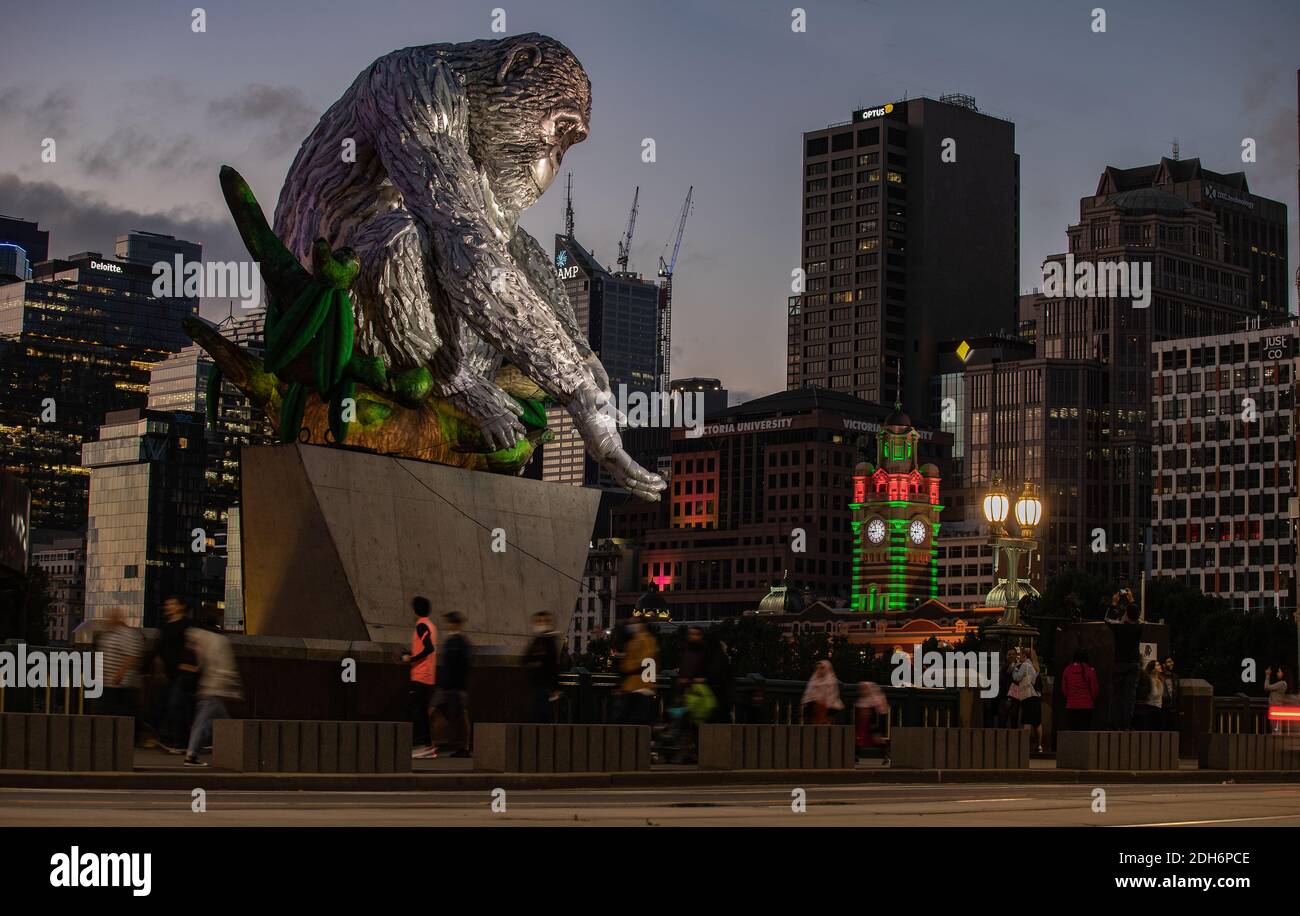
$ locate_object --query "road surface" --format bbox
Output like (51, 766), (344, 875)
(2, 782), (1298, 826)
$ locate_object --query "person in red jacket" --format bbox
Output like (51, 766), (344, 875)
(1059, 647), (1100, 731)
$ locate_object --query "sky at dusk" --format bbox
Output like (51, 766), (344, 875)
(1, 0), (1296, 404)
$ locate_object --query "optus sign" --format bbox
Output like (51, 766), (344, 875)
(855, 102), (896, 121)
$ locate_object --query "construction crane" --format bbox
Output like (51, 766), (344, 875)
(616, 186), (639, 274)
(655, 186), (692, 394)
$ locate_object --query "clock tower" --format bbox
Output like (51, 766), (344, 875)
(849, 403), (942, 612)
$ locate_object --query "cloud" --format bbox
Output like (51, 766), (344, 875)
(208, 84), (318, 155)
(0, 85), (79, 139)
(0, 172), (241, 263)
(77, 126), (209, 180)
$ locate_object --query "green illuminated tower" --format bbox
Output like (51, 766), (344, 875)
(849, 403), (942, 612)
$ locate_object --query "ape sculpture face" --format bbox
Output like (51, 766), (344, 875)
(456, 35), (592, 213)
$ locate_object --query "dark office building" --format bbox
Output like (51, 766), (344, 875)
(0, 247), (199, 530)
(114, 229), (203, 269)
(542, 235), (661, 487)
(613, 387), (951, 621)
(1095, 157), (1289, 319)
(970, 176), (1254, 586)
(794, 95), (1020, 425)
(0, 216), (50, 281)
(81, 409), (209, 627)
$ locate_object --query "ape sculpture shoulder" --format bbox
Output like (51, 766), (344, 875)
(188, 33), (665, 501)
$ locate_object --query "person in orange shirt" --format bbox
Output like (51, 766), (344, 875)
(401, 596), (438, 758)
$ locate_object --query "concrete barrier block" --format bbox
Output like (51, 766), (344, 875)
(300, 720), (321, 773)
(553, 725), (572, 773)
(319, 721), (339, 772)
(536, 723), (555, 773)
(71, 717), (94, 771)
(356, 722), (377, 773)
(1059, 730), (1179, 770)
(891, 727), (1028, 768)
(26, 715), (49, 770)
(339, 722), (359, 772)
(1199, 733), (1300, 771)
(48, 715), (71, 771)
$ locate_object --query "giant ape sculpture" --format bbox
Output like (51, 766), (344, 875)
(191, 34), (665, 501)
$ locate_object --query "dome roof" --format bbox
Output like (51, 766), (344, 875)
(1109, 188), (1191, 216)
(633, 584), (671, 620)
(919, 463), (940, 478)
(855, 461), (876, 476)
(756, 575), (804, 614)
(883, 409), (911, 428)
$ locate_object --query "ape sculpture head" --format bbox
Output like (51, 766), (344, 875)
(255, 32), (667, 502)
(442, 33), (592, 213)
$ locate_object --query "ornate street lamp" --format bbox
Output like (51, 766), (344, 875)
(982, 478), (1044, 629)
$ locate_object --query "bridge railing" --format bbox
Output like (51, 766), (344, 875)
(1211, 695), (1273, 735)
(0, 643), (91, 714)
(556, 669), (959, 734)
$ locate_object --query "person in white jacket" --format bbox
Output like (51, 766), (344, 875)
(183, 608), (243, 767)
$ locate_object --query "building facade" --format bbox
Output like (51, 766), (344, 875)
(1095, 157), (1289, 320)
(795, 94), (1020, 423)
(849, 406), (943, 612)
(964, 168), (1264, 587)
(614, 387), (950, 621)
(1151, 319), (1297, 612)
(541, 236), (661, 487)
(81, 409), (209, 627)
(0, 246), (198, 530)
(30, 535), (85, 643)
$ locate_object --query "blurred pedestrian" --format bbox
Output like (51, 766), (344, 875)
(1059, 647), (1099, 731)
(854, 680), (889, 759)
(802, 659), (843, 724)
(999, 648), (1022, 728)
(144, 596), (195, 753)
(1107, 604), (1142, 729)
(705, 635), (734, 724)
(1265, 665), (1289, 734)
(433, 611), (472, 757)
(1011, 646), (1042, 752)
(1134, 660), (1164, 731)
(401, 596), (437, 759)
(523, 610), (560, 723)
(617, 619), (658, 725)
(183, 608), (242, 767)
(1161, 655), (1180, 733)
(96, 607), (144, 740)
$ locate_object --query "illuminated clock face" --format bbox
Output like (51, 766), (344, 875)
(866, 518), (886, 544)
(909, 519), (928, 545)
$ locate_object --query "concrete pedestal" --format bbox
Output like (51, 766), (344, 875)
(238, 444), (600, 655)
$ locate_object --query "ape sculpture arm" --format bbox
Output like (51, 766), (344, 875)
(271, 36), (662, 500)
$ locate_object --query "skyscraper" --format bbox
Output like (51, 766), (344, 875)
(81, 408), (208, 627)
(1094, 157), (1289, 319)
(0, 246), (199, 530)
(963, 170), (1258, 587)
(541, 235), (660, 487)
(795, 95), (1020, 424)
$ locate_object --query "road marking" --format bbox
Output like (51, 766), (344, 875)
(1112, 813), (1300, 827)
